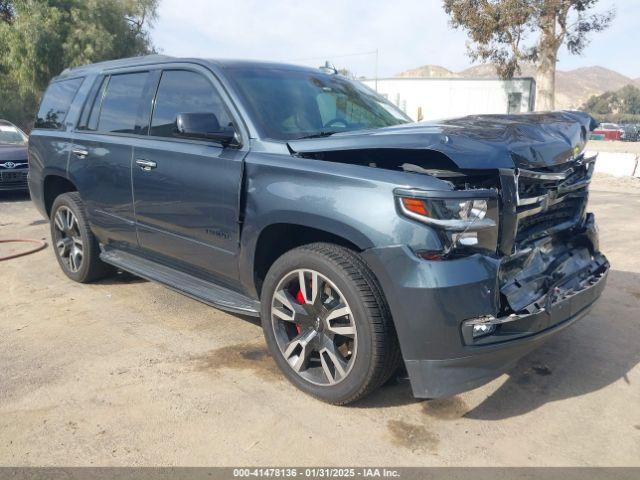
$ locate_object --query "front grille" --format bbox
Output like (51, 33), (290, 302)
(0, 170), (28, 188)
(509, 153), (596, 249)
(515, 196), (585, 245)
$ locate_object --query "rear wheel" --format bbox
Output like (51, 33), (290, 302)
(260, 243), (401, 405)
(50, 192), (112, 283)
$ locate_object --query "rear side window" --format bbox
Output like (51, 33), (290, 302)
(35, 77), (84, 129)
(96, 72), (149, 134)
(88, 77), (109, 130)
(77, 76), (108, 131)
(150, 70), (232, 138)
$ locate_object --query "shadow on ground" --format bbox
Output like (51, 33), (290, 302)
(94, 270), (149, 285)
(356, 377), (418, 408)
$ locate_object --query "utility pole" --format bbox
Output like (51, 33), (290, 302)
(374, 49), (379, 92)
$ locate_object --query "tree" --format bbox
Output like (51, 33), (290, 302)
(582, 85), (640, 123)
(0, 0), (14, 23)
(618, 85), (640, 115)
(583, 90), (619, 116)
(443, 0), (615, 111)
(0, 0), (158, 130)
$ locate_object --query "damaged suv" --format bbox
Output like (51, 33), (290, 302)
(29, 56), (609, 404)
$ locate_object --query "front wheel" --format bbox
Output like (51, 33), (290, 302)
(260, 243), (401, 405)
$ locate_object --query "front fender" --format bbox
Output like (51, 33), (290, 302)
(237, 150), (447, 297)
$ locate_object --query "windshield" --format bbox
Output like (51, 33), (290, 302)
(226, 67), (411, 140)
(0, 124), (27, 145)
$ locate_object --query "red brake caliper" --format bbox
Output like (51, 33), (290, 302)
(294, 289), (305, 334)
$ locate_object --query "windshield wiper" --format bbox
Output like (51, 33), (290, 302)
(294, 131), (340, 140)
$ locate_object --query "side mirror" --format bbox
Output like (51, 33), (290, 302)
(176, 112), (236, 145)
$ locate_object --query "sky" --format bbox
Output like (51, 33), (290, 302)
(151, 0), (639, 79)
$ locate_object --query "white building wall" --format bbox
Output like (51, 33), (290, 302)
(362, 78), (535, 122)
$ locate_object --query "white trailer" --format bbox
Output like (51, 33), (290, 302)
(362, 77), (536, 122)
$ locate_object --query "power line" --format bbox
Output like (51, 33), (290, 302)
(289, 50), (378, 62)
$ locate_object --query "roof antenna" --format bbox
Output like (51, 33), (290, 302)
(319, 61), (337, 75)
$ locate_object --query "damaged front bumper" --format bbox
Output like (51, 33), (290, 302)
(461, 255), (606, 347)
(361, 215), (609, 399)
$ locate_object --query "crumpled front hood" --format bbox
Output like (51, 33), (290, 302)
(288, 111), (597, 171)
(0, 145), (28, 161)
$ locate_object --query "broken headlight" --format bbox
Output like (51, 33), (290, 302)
(395, 188), (499, 257)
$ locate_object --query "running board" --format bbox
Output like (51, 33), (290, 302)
(100, 249), (260, 317)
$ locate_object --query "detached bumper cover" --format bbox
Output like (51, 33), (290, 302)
(362, 227), (609, 399)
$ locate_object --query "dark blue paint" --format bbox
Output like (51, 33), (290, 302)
(132, 137), (246, 286)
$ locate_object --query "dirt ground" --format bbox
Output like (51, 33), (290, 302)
(1, 175), (639, 467)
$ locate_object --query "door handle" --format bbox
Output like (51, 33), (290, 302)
(72, 148), (89, 159)
(136, 159), (157, 171)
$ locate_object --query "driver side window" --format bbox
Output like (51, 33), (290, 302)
(150, 70), (232, 138)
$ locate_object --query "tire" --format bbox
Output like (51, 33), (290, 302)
(50, 192), (113, 283)
(260, 243), (401, 405)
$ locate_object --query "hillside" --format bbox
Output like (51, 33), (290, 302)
(396, 65), (460, 78)
(397, 64), (640, 110)
(459, 63), (536, 78)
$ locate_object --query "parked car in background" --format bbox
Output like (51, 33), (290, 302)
(28, 56), (609, 404)
(621, 123), (640, 142)
(0, 119), (29, 191)
(593, 122), (624, 141)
